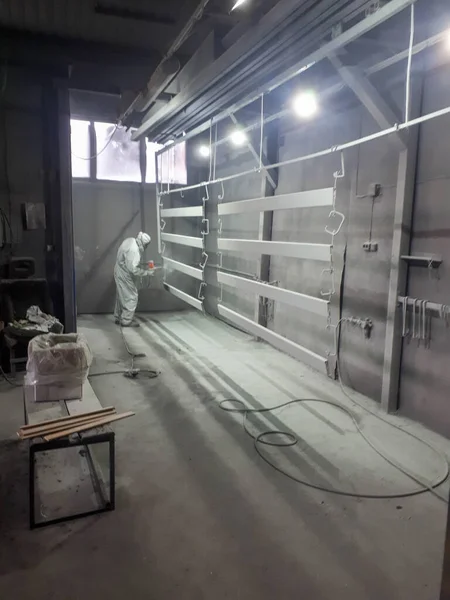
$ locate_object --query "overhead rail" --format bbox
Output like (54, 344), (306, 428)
(163, 284), (203, 311)
(218, 188), (334, 215)
(160, 206), (204, 218)
(133, 0), (414, 141)
(218, 305), (328, 374)
(157, 103), (450, 198)
(217, 239), (331, 262)
(218, 272), (329, 318)
(163, 257), (203, 280)
(161, 232), (204, 249)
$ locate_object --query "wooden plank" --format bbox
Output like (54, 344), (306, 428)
(19, 410), (117, 439)
(44, 412), (135, 441)
(20, 407), (115, 432)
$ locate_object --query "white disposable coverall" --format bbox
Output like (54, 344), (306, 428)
(114, 232), (151, 325)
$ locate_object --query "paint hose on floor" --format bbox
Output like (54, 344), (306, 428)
(219, 320), (449, 501)
(89, 325), (159, 380)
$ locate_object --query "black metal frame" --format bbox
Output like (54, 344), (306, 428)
(29, 432), (115, 529)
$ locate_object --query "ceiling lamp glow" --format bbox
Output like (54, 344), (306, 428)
(229, 129), (247, 146)
(198, 145), (210, 158)
(292, 90), (318, 119)
(231, 0), (247, 10)
(447, 29), (450, 50)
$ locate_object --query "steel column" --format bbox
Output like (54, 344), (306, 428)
(381, 74), (423, 412)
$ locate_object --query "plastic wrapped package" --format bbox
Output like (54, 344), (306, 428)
(25, 333), (93, 402)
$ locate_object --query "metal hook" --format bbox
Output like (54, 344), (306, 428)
(201, 218), (210, 236)
(160, 219), (167, 232)
(333, 152), (345, 179)
(198, 282), (207, 301)
(200, 252), (209, 270)
(180, 189), (184, 198)
(218, 218), (223, 236)
(325, 210), (345, 236)
(217, 251), (223, 269)
(320, 268), (335, 297)
(202, 182), (210, 202)
(218, 181), (225, 201)
(161, 241), (166, 256)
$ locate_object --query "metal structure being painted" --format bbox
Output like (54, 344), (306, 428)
(153, 0), (450, 411)
(217, 305), (328, 374)
(217, 272), (330, 318)
(217, 188), (334, 215)
(160, 184), (334, 373)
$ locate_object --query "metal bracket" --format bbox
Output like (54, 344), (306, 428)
(198, 282), (207, 301)
(201, 218), (210, 236)
(325, 210), (345, 236)
(320, 268), (335, 298)
(217, 251), (223, 269)
(161, 242), (166, 256)
(218, 218), (223, 236)
(202, 183), (210, 202)
(160, 219), (167, 232)
(218, 181), (225, 201)
(200, 252), (209, 270)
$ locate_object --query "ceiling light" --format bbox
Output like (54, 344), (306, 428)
(292, 90), (318, 119)
(447, 29), (450, 50)
(229, 129), (247, 146)
(198, 145), (211, 158)
(231, 0), (247, 10)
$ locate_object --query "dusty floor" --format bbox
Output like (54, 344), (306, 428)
(0, 310), (449, 599)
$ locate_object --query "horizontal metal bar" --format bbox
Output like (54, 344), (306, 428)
(218, 188), (333, 216)
(163, 257), (203, 280)
(398, 296), (448, 315)
(160, 206), (203, 218)
(218, 238), (331, 261)
(164, 284), (203, 311)
(218, 305), (327, 373)
(161, 232), (203, 248)
(218, 272), (329, 317)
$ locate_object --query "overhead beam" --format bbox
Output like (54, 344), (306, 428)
(132, 0), (414, 141)
(328, 53), (406, 150)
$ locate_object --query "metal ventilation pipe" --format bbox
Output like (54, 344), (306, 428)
(120, 0), (212, 123)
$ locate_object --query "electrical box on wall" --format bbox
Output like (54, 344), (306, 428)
(22, 203), (46, 230)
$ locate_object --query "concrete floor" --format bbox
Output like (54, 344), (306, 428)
(0, 310), (449, 599)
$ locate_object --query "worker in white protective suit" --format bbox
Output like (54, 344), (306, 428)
(114, 232), (153, 327)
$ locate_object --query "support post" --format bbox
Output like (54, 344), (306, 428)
(381, 75), (423, 412)
(255, 123), (278, 326)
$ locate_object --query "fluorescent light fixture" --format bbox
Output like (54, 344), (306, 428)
(198, 145), (211, 158)
(292, 90), (318, 119)
(231, 0), (247, 10)
(229, 129), (247, 146)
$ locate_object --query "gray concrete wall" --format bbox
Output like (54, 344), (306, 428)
(72, 180), (185, 313)
(399, 62), (450, 436)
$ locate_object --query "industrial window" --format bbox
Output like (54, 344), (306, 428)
(69, 120), (187, 184)
(95, 123), (141, 183)
(70, 120), (90, 178)
(147, 140), (187, 185)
